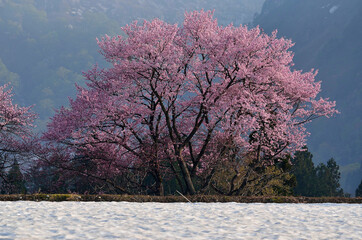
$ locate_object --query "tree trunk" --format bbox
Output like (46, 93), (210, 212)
(156, 181), (164, 196)
(177, 150), (196, 195)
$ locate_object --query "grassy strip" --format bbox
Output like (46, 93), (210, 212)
(0, 194), (361, 203)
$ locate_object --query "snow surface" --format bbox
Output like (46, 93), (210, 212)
(0, 202), (361, 239)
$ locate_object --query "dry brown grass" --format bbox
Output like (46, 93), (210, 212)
(0, 194), (361, 203)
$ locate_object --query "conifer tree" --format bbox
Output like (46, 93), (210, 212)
(5, 160), (27, 194)
(315, 158), (344, 197)
(355, 179), (362, 197)
(291, 147), (317, 196)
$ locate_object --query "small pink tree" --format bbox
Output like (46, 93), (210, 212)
(45, 10), (337, 195)
(0, 84), (35, 183)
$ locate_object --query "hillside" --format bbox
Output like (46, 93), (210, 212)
(253, 0), (362, 194)
(0, 0), (264, 129)
(34, 0), (265, 25)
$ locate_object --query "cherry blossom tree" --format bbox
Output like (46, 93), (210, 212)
(0, 84), (35, 186)
(44, 10), (337, 195)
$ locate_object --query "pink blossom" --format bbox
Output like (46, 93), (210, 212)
(44, 10), (338, 195)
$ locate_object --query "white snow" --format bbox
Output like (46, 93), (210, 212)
(329, 5), (339, 14)
(0, 202), (361, 239)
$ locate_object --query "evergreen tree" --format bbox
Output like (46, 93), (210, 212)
(291, 147), (317, 196)
(291, 148), (344, 197)
(345, 162), (362, 196)
(5, 160), (27, 194)
(356, 179), (362, 197)
(315, 158), (344, 197)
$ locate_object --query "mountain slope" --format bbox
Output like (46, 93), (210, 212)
(0, 0), (265, 129)
(254, 0), (362, 194)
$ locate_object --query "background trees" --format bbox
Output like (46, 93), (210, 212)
(291, 147), (317, 196)
(356, 180), (362, 197)
(291, 148), (344, 197)
(1, 160), (26, 194)
(43, 10), (337, 195)
(315, 158), (344, 197)
(253, 0), (362, 195)
(0, 84), (35, 193)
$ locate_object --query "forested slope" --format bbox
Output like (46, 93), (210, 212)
(0, 0), (265, 128)
(253, 0), (362, 194)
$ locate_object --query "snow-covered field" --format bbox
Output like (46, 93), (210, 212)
(0, 202), (361, 239)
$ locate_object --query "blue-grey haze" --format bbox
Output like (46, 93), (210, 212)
(0, 0), (360, 194)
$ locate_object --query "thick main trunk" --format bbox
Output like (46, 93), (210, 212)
(153, 161), (164, 196)
(176, 151), (196, 195)
(180, 160), (196, 195)
(156, 181), (164, 196)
